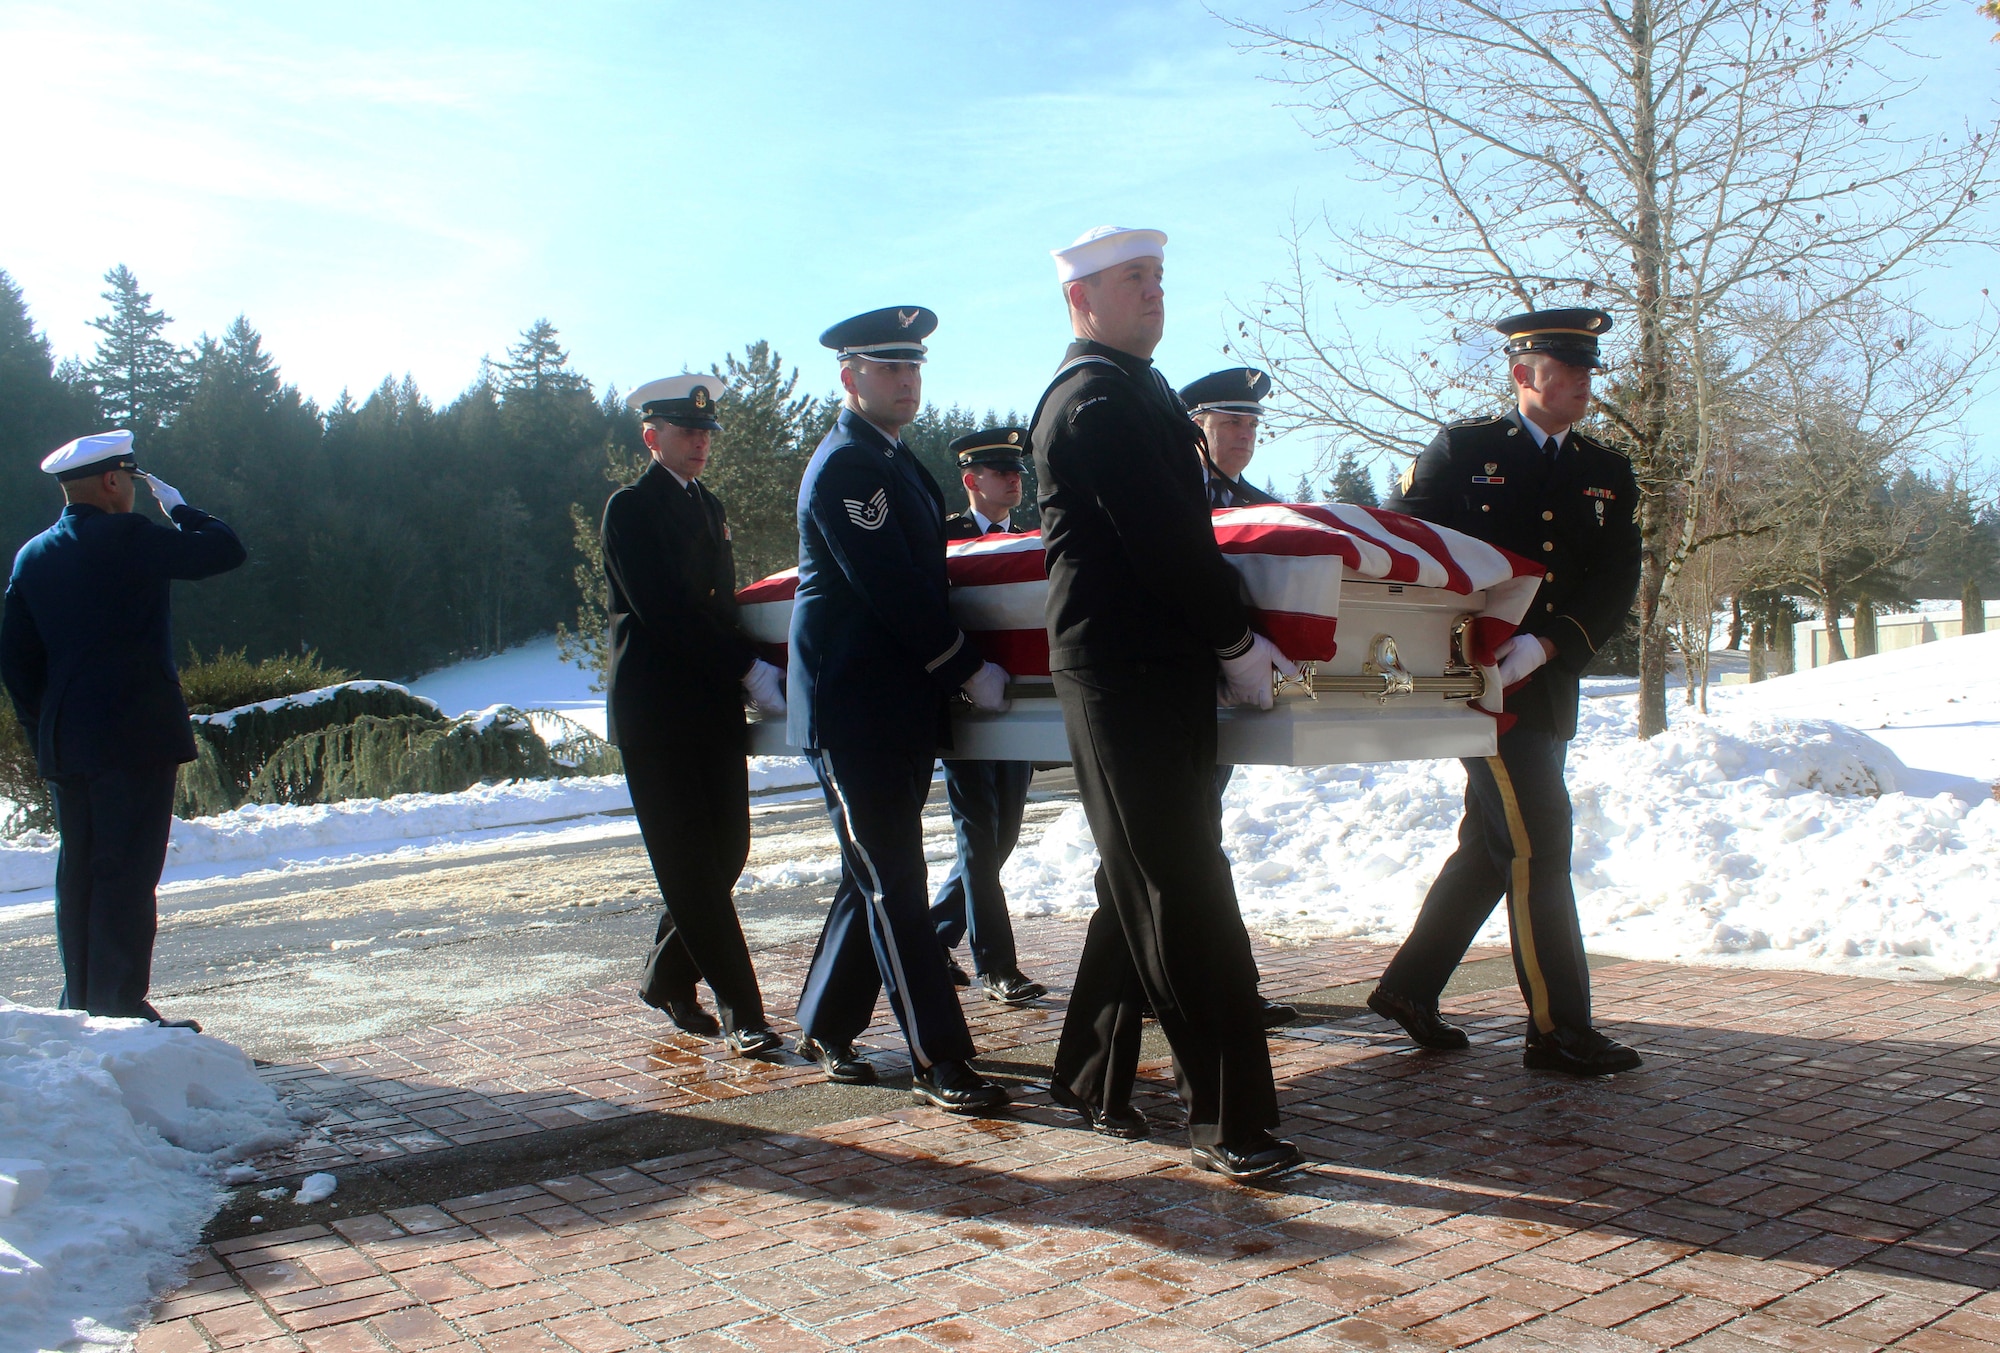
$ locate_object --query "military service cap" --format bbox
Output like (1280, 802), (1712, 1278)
(820, 306), (936, 365)
(1179, 367), (1270, 417)
(41, 429), (142, 481)
(626, 374), (727, 431)
(1494, 308), (1613, 370)
(1051, 225), (1167, 283)
(950, 427), (1029, 473)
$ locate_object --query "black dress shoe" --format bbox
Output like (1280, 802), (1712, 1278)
(1192, 1135), (1306, 1183)
(1260, 998), (1299, 1028)
(724, 1026), (784, 1058)
(647, 994), (721, 1037)
(1524, 1026), (1643, 1075)
(1366, 988), (1469, 1051)
(943, 954), (973, 988)
(980, 970), (1048, 1006)
(912, 1060), (1010, 1114)
(1046, 1080), (1148, 1139)
(799, 1038), (876, 1083)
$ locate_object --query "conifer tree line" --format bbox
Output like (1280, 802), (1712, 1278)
(1, 266), (1022, 682)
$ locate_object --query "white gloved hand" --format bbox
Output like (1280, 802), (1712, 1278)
(961, 661), (1012, 713)
(1217, 633), (1301, 711)
(143, 473), (186, 514)
(741, 658), (786, 715)
(1494, 633), (1552, 687)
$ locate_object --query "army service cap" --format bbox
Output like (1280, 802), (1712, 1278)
(41, 429), (142, 481)
(820, 306), (936, 365)
(1052, 225), (1167, 284)
(627, 374), (727, 431)
(1179, 367), (1271, 417)
(1495, 308), (1613, 370)
(950, 427), (1029, 473)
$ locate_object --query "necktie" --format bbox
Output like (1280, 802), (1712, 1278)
(1209, 478), (1231, 509)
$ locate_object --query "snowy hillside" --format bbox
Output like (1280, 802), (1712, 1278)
(1005, 632), (2000, 983)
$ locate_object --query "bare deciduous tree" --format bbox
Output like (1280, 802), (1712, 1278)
(1226, 0), (1998, 734)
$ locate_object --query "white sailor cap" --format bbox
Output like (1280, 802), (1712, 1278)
(41, 429), (142, 481)
(627, 374), (728, 430)
(1051, 225), (1167, 284)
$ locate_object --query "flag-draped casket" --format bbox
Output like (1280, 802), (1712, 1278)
(738, 504), (1544, 765)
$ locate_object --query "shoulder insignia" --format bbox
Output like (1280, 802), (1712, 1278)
(1397, 459), (1417, 495)
(1070, 395), (1110, 419)
(1445, 413), (1508, 429)
(843, 489), (889, 531)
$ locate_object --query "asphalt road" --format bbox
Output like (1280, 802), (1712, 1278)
(0, 772), (1081, 1063)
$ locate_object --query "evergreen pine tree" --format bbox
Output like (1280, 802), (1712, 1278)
(85, 265), (187, 440)
(0, 271), (99, 575)
(1331, 450), (1380, 507)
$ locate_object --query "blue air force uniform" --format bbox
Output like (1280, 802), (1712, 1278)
(788, 308), (988, 1077)
(1374, 309), (1644, 1074)
(0, 432), (245, 1021)
(929, 429), (1038, 997)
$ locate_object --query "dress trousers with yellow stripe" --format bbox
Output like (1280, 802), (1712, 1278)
(1378, 407), (1640, 1038)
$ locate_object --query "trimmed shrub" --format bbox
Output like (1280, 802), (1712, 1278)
(186, 681), (445, 812)
(0, 712), (50, 836)
(173, 736), (236, 820)
(180, 647), (357, 715)
(532, 711), (624, 777)
(247, 707), (553, 806)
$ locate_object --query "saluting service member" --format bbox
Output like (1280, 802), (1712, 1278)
(604, 374), (784, 1058)
(1369, 309), (1644, 1075)
(789, 307), (1013, 1113)
(930, 428), (1047, 1008)
(1181, 367), (1278, 508)
(1, 432), (245, 1029)
(1033, 226), (1304, 1181)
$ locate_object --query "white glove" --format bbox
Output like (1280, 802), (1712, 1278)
(143, 473), (186, 514)
(741, 658), (786, 715)
(1217, 633), (1300, 711)
(1494, 633), (1551, 687)
(961, 661), (1011, 713)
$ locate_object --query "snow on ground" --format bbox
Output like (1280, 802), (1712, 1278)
(1006, 631), (2000, 983)
(407, 636), (608, 737)
(0, 1005), (301, 1353)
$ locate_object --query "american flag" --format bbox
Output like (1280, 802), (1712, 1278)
(737, 504), (1542, 716)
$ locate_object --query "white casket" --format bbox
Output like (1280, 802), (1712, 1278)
(740, 504), (1544, 767)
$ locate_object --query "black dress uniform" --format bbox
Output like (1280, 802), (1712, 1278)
(789, 309), (993, 1088)
(1374, 309), (1643, 1071)
(1, 432), (244, 1022)
(603, 376), (772, 1043)
(1033, 338), (1281, 1151)
(929, 430), (1038, 999)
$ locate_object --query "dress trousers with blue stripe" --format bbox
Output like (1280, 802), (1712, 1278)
(787, 408), (986, 1067)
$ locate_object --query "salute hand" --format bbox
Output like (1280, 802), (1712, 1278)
(143, 473), (186, 514)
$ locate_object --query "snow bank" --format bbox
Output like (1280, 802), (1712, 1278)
(409, 637), (607, 737)
(0, 761), (817, 899)
(191, 680), (438, 729)
(1005, 673), (2000, 982)
(0, 1004), (300, 1352)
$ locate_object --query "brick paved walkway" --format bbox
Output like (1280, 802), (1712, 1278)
(141, 920), (2000, 1352)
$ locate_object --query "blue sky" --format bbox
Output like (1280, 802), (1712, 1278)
(2, 1), (1996, 491)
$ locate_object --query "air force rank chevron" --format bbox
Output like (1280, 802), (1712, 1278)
(844, 489), (889, 530)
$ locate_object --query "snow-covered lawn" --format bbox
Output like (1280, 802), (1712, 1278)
(1007, 630), (2000, 982)
(0, 1005), (302, 1353)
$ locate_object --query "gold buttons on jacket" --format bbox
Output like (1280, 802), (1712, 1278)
(1542, 541), (1554, 551)
(1481, 504), (1491, 512)
(1542, 510), (1554, 521)
(1545, 571), (1554, 581)
(1546, 602), (1555, 611)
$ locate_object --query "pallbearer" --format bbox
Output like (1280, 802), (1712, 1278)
(789, 307), (1012, 1113)
(1369, 309), (1644, 1075)
(1180, 367), (1277, 507)
(931, 428), (1047, 1008)
(1033, 225), (1304, 1182)
(606, 375), (783, 1058)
